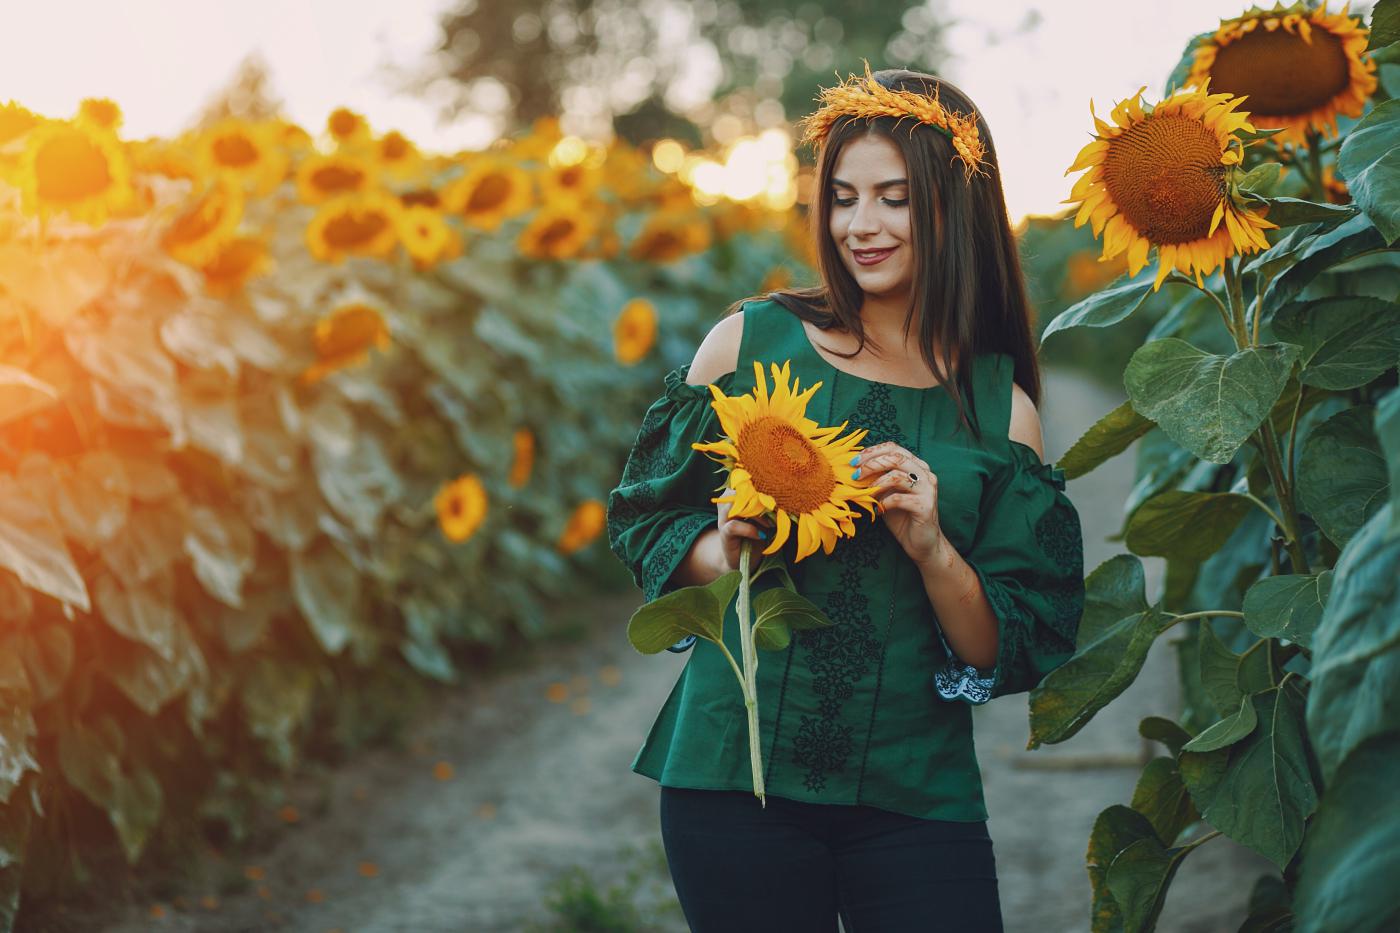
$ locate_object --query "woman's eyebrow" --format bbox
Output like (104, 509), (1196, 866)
(830, 177), (909, 189)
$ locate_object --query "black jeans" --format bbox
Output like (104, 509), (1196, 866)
(659, 785), (1004, 932)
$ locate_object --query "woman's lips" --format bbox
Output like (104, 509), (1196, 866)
(853, 247), (895, 266)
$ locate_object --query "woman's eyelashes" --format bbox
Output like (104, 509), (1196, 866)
(832, 195), (908, 207)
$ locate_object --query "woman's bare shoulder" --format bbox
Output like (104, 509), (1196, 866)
(686, 309), (745, 386)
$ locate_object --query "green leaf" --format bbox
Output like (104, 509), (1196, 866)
(1253, 196), (1358, 230)
(1124, 339), (1301, 464)
(184, 504), (255, 609)
(1373, 0), (1400, 48)
(1375, 386), (1400, 539)
(1181, 692), (1259, 753)
(0, 652), (38, 807)
(0, 475), (90, 612)
(0, 365), (60, 427)
(1271, 296), (1400, 390)
(95, 570), (178, 662)
(1296, 406), (1389, 550)
(1087, 804), (1159, 933)
(1058, 400), (1156, 480)
(1238, 874), (1292, 933)
(1138, 716), (1193, 758)
(1040, 268), (1157, 343)
(15, 623), (73, 704)
(102, 613), (207, 717)
(627, 582), (728, 654)
(290, 540), (362, 655)
(1124, 490), (1253, 563)
(1262, 214), (1387, 313)
(1338, 98), (1400, 244)
(751, 586), (835, 652)
(1179, 682), (1317, 870)
(239, 658), (316, 771)
(1130, 756), (1201, 847)
(1199, 618), (1247, 720)
(1294, 732), (1400, 933)
(0, 780), (33, 926)
(1028, 555), (1163, 748)
(1238, 162), (1283, 194)
(1242, 571), (1332, 649)
(1105, 835), (1194, 932)
(1305, 501), (1400, 785)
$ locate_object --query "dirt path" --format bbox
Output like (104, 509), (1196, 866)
(67, 367), (1271, 933)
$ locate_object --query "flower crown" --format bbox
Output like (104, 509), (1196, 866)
(797, 60), (989, 181)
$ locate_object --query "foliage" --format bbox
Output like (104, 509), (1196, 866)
(0, 98), (804, 926)
(1032, 3), (1400, 930)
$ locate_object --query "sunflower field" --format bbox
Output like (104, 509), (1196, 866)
(0, 92), (806, 922)
(1025, 1), (1400, 930)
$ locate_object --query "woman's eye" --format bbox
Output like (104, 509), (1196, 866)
(831, 196), (908, 207)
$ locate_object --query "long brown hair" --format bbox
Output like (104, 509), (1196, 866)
(722, 67), (1041, 443)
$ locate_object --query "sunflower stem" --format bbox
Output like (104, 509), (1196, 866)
(1223, 257), (1248, 349)
(1305, 130), (1327, 203)
(735, 538), (766, 807)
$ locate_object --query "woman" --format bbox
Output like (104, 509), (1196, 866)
(605, 64), (1086, 932)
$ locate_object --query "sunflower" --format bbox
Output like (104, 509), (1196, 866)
(1185, 2), (1377, 148)
(691, 359), (885, 563)
(197, 117), (287, 196)
(557, 499), (606, 554)
(628, 211), (712, 263)
(395, 205), (462, 270)
(18, 119), (134, 225)
(295, 152), (375, 204)
(508, 427), (534, 488)
(435, 473), (487, 543)
(305, 192), (400, 263)
(326, 107), (372, 149)
(375, 130), (421, 178)
(0, 101), (40, 148)
(443, 155), (534, 231)
(537, 147), (602, 204)
(201, 235), (271, 296)
(508, 114), (565, 163)
(301, 301), (391, 384)
(77, 97), (122, 132)
(398, 187), (442, 209)
(1063, 81), (1277, 291)
(161, 177), (245, 266)
(613, 297), (657, 365)
(517, 204), (596, 260)
(1320, 163), (1350, 204)
(601, 140), (657, 204)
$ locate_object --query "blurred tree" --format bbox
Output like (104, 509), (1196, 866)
(193, 51), (286, 129)
(417, 0), (950, 149)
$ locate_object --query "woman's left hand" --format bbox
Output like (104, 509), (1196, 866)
(853, 441), (947, 568)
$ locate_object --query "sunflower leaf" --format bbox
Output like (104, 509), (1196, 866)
(1251, 196), (1358, 230)
(1040, 267), (1158, 343)
(1058, 400), (1156, 481)
(1270, 296), (1400, 389)
(1338, 98), (1400, 244)
(1295, 406), (1389, 551)
(1124, 338), (1301, 464)
(626, 584), (727, 654)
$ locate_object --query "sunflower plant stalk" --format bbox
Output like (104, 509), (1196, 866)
(625, 360), (886, 806)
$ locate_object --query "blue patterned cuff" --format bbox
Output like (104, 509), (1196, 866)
(931, 628), (995, 704)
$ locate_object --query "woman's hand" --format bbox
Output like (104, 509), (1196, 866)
(716, 484), (776, 573)
(853, 442), (947, 568)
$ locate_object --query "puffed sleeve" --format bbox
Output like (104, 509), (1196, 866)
(932, 440), (1086, 703)
(606, 363), (738, 653)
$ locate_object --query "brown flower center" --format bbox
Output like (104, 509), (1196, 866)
(536, 218), (577, 251)
(737, 417), (836, 515)
(1209, 26), (1349, 115)
(310, 163), (366, 194)
(212, 133), (259, 168)
(1102, 114), (1225, 245)
(466, 174), (511, 212)
(34, 127), (112, 201)
(322, 209), (390, 248)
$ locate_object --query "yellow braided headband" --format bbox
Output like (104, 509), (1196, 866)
(797, 60), (989, 181)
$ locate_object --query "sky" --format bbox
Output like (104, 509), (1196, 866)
(0, 1), (1372, 222)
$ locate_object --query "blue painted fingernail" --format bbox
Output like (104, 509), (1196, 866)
(850, 455), (861, 465)
(853, 468), (861, 479)
(759, 529), (769, 539)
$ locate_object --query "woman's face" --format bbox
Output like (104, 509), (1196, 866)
(827, 132), (914, 301)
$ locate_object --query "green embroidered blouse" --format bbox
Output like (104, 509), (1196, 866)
(605, 297), (1085, 822)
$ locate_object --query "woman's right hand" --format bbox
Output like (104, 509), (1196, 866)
(715, 484), (777, 572)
